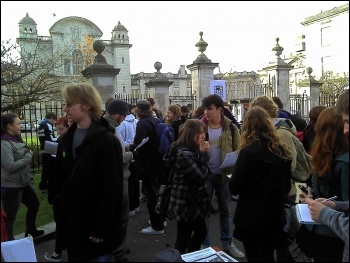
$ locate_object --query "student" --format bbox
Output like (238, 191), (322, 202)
(37, 112), (57, 193)
(54, 83), (124, 262)
(229, 107), (292, 262)
(165, 104), (183, 140)
(298, 106), (349, 262)
(199, 94), (245, 259)
(167, 119), (211, 254)
(1, 113), (44, 240)
(45, 116), (69, 262)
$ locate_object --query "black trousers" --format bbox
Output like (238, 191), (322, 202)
(175, 219), (207, 254)
(39, 153), (53, 191)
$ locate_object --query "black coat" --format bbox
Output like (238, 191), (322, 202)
(54, 118), (124, 257)
(229, 141), (291, 242)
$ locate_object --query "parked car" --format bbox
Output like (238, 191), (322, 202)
(20, 120), (32, 132)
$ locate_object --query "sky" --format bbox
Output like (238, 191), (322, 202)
(1, 1), (348, 74)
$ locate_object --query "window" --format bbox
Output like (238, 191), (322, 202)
(72, 50), (83, 75)
(64, 59), (71, 75)
(321, 26), (331, 47)
(122, 57), (124, 63)
(71, 27), (81, 42)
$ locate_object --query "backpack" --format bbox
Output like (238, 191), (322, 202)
(276, 122), (312, 183)
(152, 122), (175, 156)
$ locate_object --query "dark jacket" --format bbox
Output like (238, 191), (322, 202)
(54, 118), (124, 257)
(133, 116), (164, 175)
(171, 119), (184, 141)
(37, 119), (57, 151)
(229, 141), (291, 242)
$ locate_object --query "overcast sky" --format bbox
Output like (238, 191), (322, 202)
(1, 1), (348, 74)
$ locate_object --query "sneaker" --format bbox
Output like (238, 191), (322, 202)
(129, 210), (136, 217)
(223, 242), (245, 259)
(141, 226), (164, 235)
(139, 196), (147, 203)
(231, 195), (239, 201)
(44, 252), (62, 262)
(148, 219), (167, 227)
(135, 207), (140, 213)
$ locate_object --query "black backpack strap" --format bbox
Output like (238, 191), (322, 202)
(228, 122), (235, 149)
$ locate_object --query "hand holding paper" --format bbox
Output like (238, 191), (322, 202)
(218, 151), (238, 170)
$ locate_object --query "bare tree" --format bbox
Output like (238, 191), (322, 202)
(1, 39), (85, 112)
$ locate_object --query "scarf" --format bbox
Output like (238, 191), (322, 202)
(1, 133), (22, 143)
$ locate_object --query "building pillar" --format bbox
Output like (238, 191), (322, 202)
(187, 32), (219, 107)
(81, 40), (120, 110)
(306, 67), (322, 109)
(262, 38), (294, 111)
(145, 62), (173, 115)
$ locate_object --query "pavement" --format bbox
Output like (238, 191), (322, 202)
(21, 199), (248, 262)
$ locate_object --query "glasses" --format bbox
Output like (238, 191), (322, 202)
(63, 102), (79, 108)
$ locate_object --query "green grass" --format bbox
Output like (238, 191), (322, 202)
(13, 172), (54, 235)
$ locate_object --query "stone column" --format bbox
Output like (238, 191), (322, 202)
(262, 38), (294, 111)
(145, 62), (173, 115)
(81, 40), (120, 110)
(187, 32), (219, 107)
(306, 67), (322, 109)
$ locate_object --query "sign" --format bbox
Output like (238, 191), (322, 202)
(210, 80), (226, 101)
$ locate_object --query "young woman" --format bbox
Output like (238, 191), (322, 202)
(298, 106), (349, 262)
(165, 104), (183, 140)
(1, 113), (44, 240)
(229, 107), (292, 262)
(167, 119), (211, 254)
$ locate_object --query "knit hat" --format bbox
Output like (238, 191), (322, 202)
(107, 99), (130, 116)
(136, 99), (151, 111)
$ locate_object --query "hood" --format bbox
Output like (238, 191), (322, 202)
(274, 118), (297, 135)
(125, 114), (137, 123)
(38, 119), (51, 125)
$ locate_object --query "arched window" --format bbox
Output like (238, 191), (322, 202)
(122, 34), (124, 39)
(29, 28), (32, 33)
(24, 27), (27, 32)
(72, 50), (83, 75)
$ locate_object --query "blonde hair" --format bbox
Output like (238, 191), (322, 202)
(240, 107), (292, 159)
(165, 104), (181, 124)
(62, 83), (102, 121)
(249, 95), (278, 118)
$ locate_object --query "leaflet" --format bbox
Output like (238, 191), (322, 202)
(181, 247), (238, 262)
(134, 137), (149, 151)
(296, 203), (321, 224)
(44, 141), (58, 155)
(218, 151), (238, 170)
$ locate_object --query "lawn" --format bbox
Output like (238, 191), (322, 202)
(13, 172), (54, 236)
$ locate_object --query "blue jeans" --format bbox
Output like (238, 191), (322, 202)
(1, 184), (40, 240)
(202, 173), (232, 248)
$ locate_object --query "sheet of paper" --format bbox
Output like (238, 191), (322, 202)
(218, 151), (238, 170)
(296, 203), (320, 224)
(1, 235), (37, 262)
(134, 137), (149, 151)
(181, 247), (238, 262)
(44, 141), (58, 155)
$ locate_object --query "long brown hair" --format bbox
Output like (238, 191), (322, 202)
(176, 119), (206, 152)
(240, 107), (291, 159)
(310, 106), (349, 179)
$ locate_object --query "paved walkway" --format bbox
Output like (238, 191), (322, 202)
(29, 200), (247, 262)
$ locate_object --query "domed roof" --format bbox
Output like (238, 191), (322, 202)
(113, 21), (128, 32)
(19, 13), (37, 25)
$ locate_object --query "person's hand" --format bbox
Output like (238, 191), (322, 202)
(132, 150), (139, 160)
(159, 185), (166, 195)
(129, 143), (136, 151)
(299, 186), (313, 203)
(304, 198), (327, 222)
(314, 198), (337, 209)
(200, 141), (210, 152)
(89, 236), (104, 243)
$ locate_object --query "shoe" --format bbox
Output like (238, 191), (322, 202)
(44, 252), (62, 262)
(231, 195), (239, 201)
(25, 229), (44, 238)
(222, 242), (245, 259)
(141, 226), (164, 235)
(148, 219), (167, 227)
(135, 207), (140, 213)
(129, 210), (136, 217)
(139, 196), (147, 203)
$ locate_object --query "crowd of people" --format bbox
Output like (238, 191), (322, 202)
(1, 83), (348, 262)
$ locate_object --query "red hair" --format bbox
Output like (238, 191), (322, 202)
(55, 116), (69, 128)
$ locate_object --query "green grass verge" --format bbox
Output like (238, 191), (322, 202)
(13, 173), (54, 235)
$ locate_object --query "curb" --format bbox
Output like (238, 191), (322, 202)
(14, 222), (56, 244)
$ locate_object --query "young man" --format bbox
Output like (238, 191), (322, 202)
(54, 83), (124, 262)
(103, 99), (138, 262)
(200, 94), (245, 259)
(37, 112), (57, 193)
(130, 100), (166, 235)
